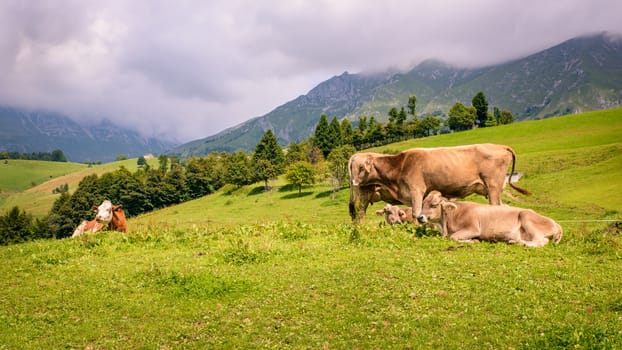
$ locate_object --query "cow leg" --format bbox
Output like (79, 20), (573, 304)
(410, 190), (425, 222)
(448, 229), (480, 242)
(520, 237), (548, 247)
(349, 187), (365, 224)
(487, 185), (503, 205)
(517, 211), (553, 247)
(71, 221), (88, 238)
(359, 199), (370, 223)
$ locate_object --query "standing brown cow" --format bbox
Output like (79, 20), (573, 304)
(348, 144), (530, 223)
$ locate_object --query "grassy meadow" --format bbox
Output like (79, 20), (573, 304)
(1, 108), (621, 349)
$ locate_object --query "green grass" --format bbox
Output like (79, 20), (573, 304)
(1, 108), (622, 348)
(1, 224), (620, 349)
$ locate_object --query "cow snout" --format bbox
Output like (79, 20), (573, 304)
(417, 215), (427, 224)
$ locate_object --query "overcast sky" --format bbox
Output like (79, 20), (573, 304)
(1, 0), (621, 143)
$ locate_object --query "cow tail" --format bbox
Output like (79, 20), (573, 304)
(507, 147), (532, 196)
(348, 156), (358, 222)
(349, 185), (357, 221)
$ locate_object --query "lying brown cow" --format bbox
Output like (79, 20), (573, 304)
(348, 144), (530, 223)
(375, 204), (414, 225)
(417, 191), (562, 247)
(72, 200), (127, 237)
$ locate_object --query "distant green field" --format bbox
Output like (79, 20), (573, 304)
(0, 159), (87, 192)
(1, 108), (621, 349)
(0, 158), (155, 216)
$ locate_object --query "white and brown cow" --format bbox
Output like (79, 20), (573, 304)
(417, 191), (562, 247)
(375, 204), (414, 225)
(348, 144), (530, 223)
(72, 200), (127, 237)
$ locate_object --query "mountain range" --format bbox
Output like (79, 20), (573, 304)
(1, 33), (621, 161)
(169, 32), (622, 157)
(0, 106), (175, 163)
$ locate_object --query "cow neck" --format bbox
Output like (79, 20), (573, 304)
(440, 202), (463, 236)
(371, 153), (404, 197)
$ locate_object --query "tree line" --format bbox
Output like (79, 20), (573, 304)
(1, 91), (513, 244)
(0, 149), (67, 162)
(312, 92), (514, 155)
(0, 135), (354, 242)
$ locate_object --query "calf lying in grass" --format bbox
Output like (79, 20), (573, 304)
(375, 204), (414, 225)
(417, 191), (562, 247)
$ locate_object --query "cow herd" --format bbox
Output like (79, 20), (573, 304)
(350, 143), (563, 247)
(72, 143), (561, 247)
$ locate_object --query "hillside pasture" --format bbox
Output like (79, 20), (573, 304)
(0, 158), (154, 216)
(1, 108), (621, 348)
(132, 108), (622, 232)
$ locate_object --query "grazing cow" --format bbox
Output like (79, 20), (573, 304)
(348, 144), (530, 223)
(375, 204), (414, 225)
(349, 184), (401, 223)
(417, 191), (562, 247)
(71, 200), (127, 238)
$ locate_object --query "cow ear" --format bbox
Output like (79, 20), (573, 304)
(375, 209), (384, 216)
(434, 192), (447, 205)
(398, 209), (406, 218)
(114, 204), (123, 211)
(92, 205), (98, 211)
(441, 201), (457, 211)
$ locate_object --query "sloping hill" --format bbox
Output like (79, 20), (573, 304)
(4, 108), (621, 221)
(169, 32), (622, 156)
(138, 108), (622, 231)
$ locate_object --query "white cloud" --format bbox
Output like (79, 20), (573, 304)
(0, 0), (620, 143)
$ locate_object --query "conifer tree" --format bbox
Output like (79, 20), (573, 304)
(314, 114), (332, 158)
(328, 117), (342, 151)
(340, 119), (354, 145)
(252, 129), (285, 190)
(472, 91), (489, 127)
(407, 95), (417, 117)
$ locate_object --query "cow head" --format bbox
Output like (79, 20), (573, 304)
(375, 204), (408, 225)
(349, 153), (375, 187)
(417, 191), (456, 223)
(93, 200), (115, 224)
